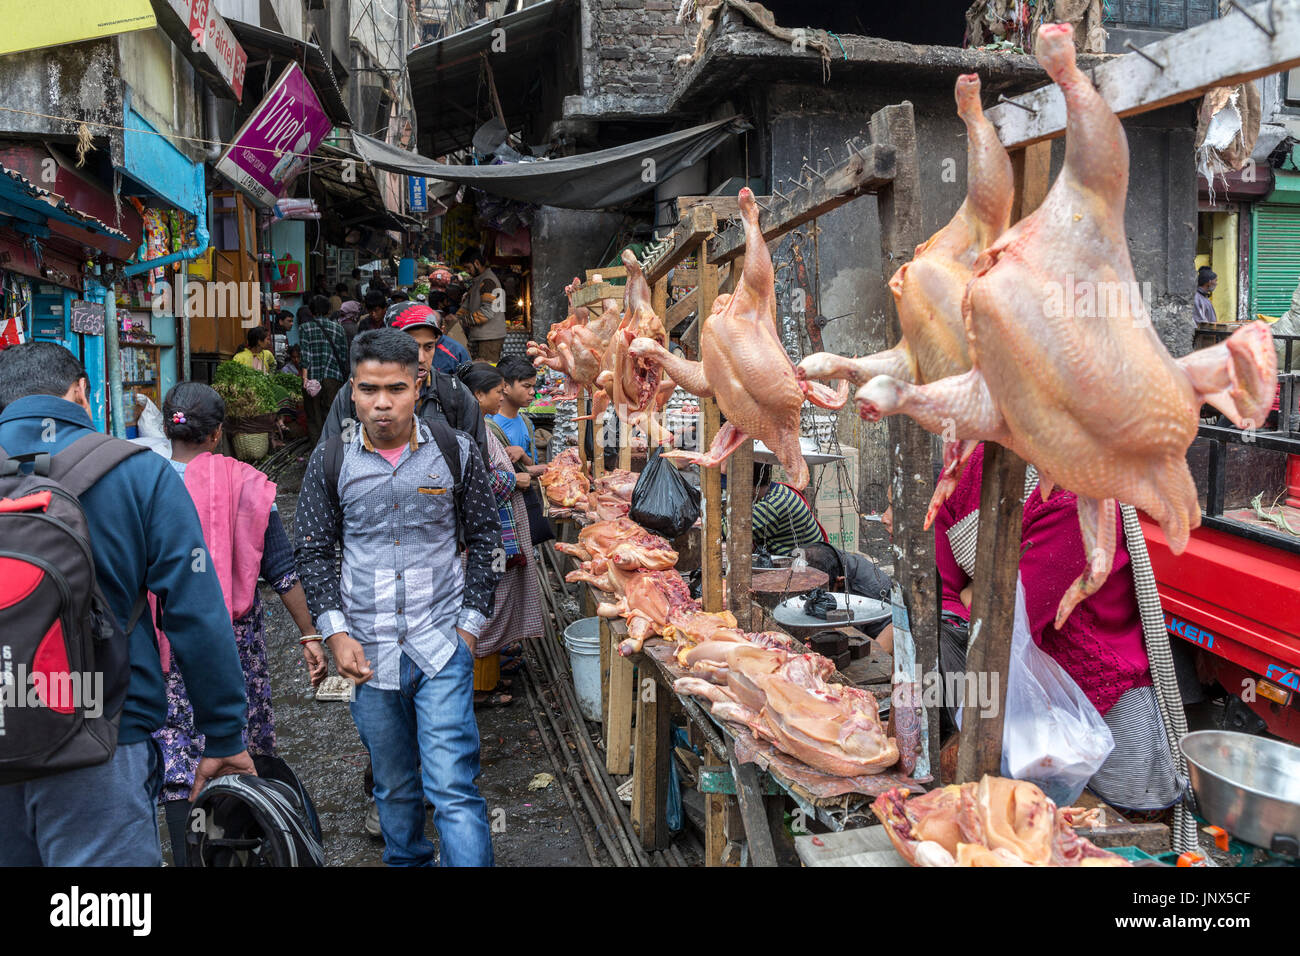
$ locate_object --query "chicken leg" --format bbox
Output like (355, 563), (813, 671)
(799, 73), (1012, 390)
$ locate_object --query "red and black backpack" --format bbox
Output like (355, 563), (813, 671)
(0, 433), (148, 784)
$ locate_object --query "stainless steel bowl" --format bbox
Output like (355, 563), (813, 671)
(1180, 730), (1300, 853)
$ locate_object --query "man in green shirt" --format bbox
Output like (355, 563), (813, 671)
(751, 462), (827, 556)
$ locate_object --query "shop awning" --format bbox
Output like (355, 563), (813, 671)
(0, 165), (133, 246)
(307, 141), (420, 246)
(226, 18), (351, 127)
(407, 0), (572, 157)
(351, 116), (751, 210)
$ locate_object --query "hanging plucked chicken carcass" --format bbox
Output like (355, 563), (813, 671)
(582, 250), (676, 446)
(799, 72), (1013, 391)
(527, 277), (622, 399)
(629, 188), (849, 490)
(856, 23), (1277, 626)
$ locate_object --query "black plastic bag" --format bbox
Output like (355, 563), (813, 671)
(629, 448), (701, 539)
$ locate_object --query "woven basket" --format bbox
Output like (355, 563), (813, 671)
(231, 431), (270, 462)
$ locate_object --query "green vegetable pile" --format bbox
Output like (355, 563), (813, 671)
(213, 361), (278, 418)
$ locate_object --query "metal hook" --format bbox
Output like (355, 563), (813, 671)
(755, 198), (773, 213)
(997, 93), (1038, 115)
(772, 186), (791, 204)
(1227, 0), (1276, 38)
(1122, 39), (1166, 71)
(823, 147), (836, 167)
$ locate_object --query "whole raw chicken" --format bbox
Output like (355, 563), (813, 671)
(857, 22), (1277, 625)
(629, 188), (848, 489)
(871, 776), (1130, 867)
(675, 642), (898, 776)
(537, 447), (590, 508)
(799, 73), (1012, 389)
(585, 250), (676, 446)
(527, 277), (621, 399)
(555, 516), (678, 571)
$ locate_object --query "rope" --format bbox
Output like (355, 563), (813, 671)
(1121, 503), (1198, 853)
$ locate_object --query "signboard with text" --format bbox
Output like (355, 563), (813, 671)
(0, 0), (156, 56)
(165, 0), (246, 100)
(408, 177), (428, 213)
(215, 64), (333, 209)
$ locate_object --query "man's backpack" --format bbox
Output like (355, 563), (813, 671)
(322, 420), (467, 552)
(0, 434), (149, 784)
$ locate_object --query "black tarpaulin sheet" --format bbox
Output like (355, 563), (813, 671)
(350, 117), (750, 210)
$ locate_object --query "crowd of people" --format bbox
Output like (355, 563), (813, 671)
(0, 252), (548, 867)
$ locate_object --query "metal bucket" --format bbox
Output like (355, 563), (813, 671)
(1180, 730), (1300, 855)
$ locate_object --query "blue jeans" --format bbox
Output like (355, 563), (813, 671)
(0, 739), (164, 866)
(350, 643), (493, 866)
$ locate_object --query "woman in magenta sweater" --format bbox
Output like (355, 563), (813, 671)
(933, 443), (1183, 813)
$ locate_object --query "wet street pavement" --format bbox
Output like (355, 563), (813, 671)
(164, 460), (591, 867)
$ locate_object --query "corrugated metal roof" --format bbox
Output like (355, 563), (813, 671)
(0, 165), (131, 243)
(407, 0), (570, 156)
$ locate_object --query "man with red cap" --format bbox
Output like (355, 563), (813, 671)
(318, 303), (487, 462)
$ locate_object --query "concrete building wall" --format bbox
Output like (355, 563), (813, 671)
(531, 205), (625, 337)
(0, 39), (122, 147)
(118, 29), (206, 164)
(760, 84), (1199, 514)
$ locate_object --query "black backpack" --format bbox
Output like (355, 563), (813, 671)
(322, 420), (467, 552)
(0, 433), (149, 784)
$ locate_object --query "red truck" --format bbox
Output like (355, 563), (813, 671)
(1141, 330), (1300, 743)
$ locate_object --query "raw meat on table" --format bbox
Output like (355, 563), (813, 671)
(871, 775), (1130, 866)
(856, 23), (1277, 625)
(537, 448), (590, 508)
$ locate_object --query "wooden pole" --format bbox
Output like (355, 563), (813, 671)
(870, 101), (940, 777)
(727, 441), (755, 631)
(955, 140), (1053, 783)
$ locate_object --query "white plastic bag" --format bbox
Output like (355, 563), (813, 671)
(999, 578), (1114, 805)
(128, 393), (172, 458)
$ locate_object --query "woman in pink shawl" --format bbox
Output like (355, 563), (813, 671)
(151, 383), (325, 864)
(932, 443), (1183, 813)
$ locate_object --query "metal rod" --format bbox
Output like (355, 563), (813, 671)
(997, 93), (1038, 115)
(1228, 0), (1277, 37)
(803, 162), (827, 182)
(521, 666), (610, 867)
(1122, 39), (1166, 70)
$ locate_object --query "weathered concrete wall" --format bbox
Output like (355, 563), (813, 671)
(0, 39), (122, 149)
(531, 205), (625, 339)
(118, 29), (207, 165)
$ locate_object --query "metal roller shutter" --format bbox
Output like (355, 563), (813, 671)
(1251, 203), (1300, 318)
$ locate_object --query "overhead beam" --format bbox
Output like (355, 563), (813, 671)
(663, 294), (696, 332)
(708, 143), (895, 265)
(989, 0), (1300, 147)
(646, 205), (717, 285)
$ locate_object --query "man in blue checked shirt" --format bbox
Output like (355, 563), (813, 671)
(294, 328), (501, 866)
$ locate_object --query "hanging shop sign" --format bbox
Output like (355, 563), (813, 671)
(0, 0), (156, 56)
(162, 0), (247, 101)
(408, 177), (428, 213)
(215, 63), (333, 209)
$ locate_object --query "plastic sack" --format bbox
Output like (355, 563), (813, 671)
(628, 447), (700, 539)
(128, 394), (172, 458)
(993, 578), (1114, 805)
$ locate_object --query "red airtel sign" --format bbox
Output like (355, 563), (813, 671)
(170, 0), (246, 100)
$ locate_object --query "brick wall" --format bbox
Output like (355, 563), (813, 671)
(591, 0), (692, 101)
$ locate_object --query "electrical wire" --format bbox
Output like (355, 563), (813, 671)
(0, 105), (357, 169)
